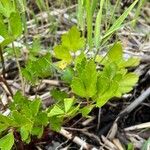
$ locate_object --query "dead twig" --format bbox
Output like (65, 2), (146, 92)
(124, 122), (150, 131)
(0, 76), (13, 97)
(59, 127), (98, 150)
(119, 87), (150, 116)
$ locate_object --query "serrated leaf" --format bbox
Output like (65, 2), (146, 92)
(116, 73), (139, 96)
(54, 45), (72, 63)
(9, 12), (23, 38)
(34, 112), (48, 126)
(123, 57), (140, 67)
(0, 114), (13, 126)
(51, 89), (68, 102)
(12, 111), (32, 126)
(61, 67), (74, 84)
(72, 60), (97, 98)
(108, 42), (123, 62)
(30, 99), (41, 117)
(48, 105), (64, 117)
(100, 42), (140, 69)
(49, 117), (63, 132)
(22, 53), (52, 84)
(102, 63), (118, 80)
(0, 0), (15, 17)
(66, 105), (79, 117)
(95, 76), (118, 107)
(0, 18), (8, 39)
(61, 26), (85, 52)
(74, 52), (86, 68)
(71, 77), (86, 97)
(64, 98), (74, 113)
(0, 132), (14, 150)
(0, 124), (8, 133)
(80, 104), (94, 117)
(20, 124), (32, 142)
(31, 126), (43, 138)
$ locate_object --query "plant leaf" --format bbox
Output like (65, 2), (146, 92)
(30, 99), (41, 117)
(115, 73), (139, 96)
(20, 124), (32, 142)
(0, 0), (15, 17)
(72, 60), (97, 98)
(80, 104), (94, 117)
(49, 117), (63, 132)
(61, 26), (85, 52)
(71, 77), (86, 97)
(0, 18), (8, 39)
(95, 76), (118, 107)
(64, 98), (74, 113)
(54, 45), (72, 63)
(12, 111), (32, 126)
(9, 12), (23, 38)
(48, 105), (64, 117)
(22, 53), (52, 84)
(108, 42), (123, 62)
(0, 132), (14, 150)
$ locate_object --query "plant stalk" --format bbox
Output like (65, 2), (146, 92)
(0, 75), (13, 97)
(12, 42), (25, 95)
(0, 45), (6, 78)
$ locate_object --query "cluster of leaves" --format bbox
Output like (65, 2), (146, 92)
(0, 0), (23, 47)
(48, 96), (79, 131)
(54, 26), (139, 108)
(54, 26), (85, 69)
(22, 53), (52, 84)
(0, 23), (140, 149)
(0, 92), (48, 150)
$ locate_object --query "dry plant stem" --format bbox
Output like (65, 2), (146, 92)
(124, 122), (150, 131)
(0, 76), (13, 97)
(101, 135), (118, 150)
(12, 42), (25, 95)
(112, 139), (124, 150)
(97, 108), (101, 130)
(119, 87), (150, 116)
(59, 128), (98, 150)
(0, 45), (6, 78)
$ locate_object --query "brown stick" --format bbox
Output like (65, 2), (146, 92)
(0, 76), (13, 97)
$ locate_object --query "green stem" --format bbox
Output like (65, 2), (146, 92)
(0, 45), (6, 78)
(12, 42), (25, 95)
(86, 0), (93, 50)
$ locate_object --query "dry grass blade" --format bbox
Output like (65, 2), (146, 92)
(124, 122), (150, 131)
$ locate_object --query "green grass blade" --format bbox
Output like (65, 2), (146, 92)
(94, 0), (105, 48)
(77, 0), (85, 31)
(103, 0), (138, 39)
(107, 0), (120, 29)
(132, 0), (146, 27)
(85, 0), (93, 49)
(91, 0), (99, 15)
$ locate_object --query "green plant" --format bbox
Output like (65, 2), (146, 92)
(0, 91), (48, 149)
(0, 0), (140, 149)
(142, 137), (150, 150)
(77, 0), (139, 50)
